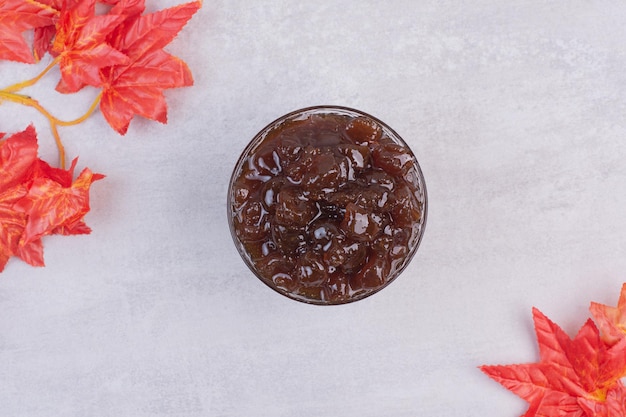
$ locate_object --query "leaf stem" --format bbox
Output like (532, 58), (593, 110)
(3, 56), (61, 93)
(0, 90), (102, 169)
(57, 92), (102, 127)
(50, 121), (66, 169)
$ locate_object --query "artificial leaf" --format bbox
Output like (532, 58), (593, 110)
(0, 125), (39, 189)
(51, 0), (128, 93)
(31, 157), (79, 188)
(13, 167), (103, 245)
(0, 126), (103, 272)
(0, 186), (29, 271)
(579, 382), (626, 417)
(15, 236), (44, 267)
(480, 307), (626, 417)
(0, 0), (56, 63)
(590, 283), (626, 346)
(99, 0), (199, 134)
(106, 0), (145, 32)
(0, 126), (38, 270)
(32, 159), (98, 236)
(100, 49), (192, 133)
(108, 0), (199, 60)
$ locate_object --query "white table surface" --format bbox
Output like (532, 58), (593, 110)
(2, 1), (626, 416)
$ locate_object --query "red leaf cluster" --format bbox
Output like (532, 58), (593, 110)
(480, 284), (626, 417)
(0, 125), (103, 271)
(1, 0), (200, 134)
(0, 0), (200, 271)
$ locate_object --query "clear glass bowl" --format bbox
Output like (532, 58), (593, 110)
(227, 106), (427, 305)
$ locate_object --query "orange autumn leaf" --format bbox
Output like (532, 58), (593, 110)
(0, 126), (39, 269)
(100, 49), (193, 134)
(99, 0), (199, 134)
(579, 383), (626, 417)
(480, 307), (626, 417)
(590, 283), (626, 346)
(0, 126), (103, 272)
(51, 0), (128, 93)
(0, 0), (56, 63)
(28, 0), (152, 63)
(0, 125), (39, 189)
(14, 167), (103, 245)
(0, 185), (32, 270)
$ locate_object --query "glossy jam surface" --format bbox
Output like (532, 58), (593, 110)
(229, 108), (426, 304)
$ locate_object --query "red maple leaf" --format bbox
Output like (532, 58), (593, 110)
(99, 0), (200, 134)
(590, 284), (626, 346)
(480, 307), (626, 417)
(0, 185), (32, 270)
(0, 126), (103, 272)
(51, 0), (129, 93)
(579, 383), (626, 417)
(14, 166), (103, 245)
(0, 126), (40, 269)
(0, 0), (56, 63)
(0, 125), (39, 189)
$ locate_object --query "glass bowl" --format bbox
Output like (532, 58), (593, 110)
(227, 105), (427, 305)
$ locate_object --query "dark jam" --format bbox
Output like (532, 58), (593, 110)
(229, 109), (426, 304)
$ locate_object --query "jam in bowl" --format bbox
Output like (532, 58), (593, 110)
(228, 106), (427, 305)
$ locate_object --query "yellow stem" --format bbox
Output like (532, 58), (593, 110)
(50, 122), (66, 169)
(56, 91), (102, 127)
(0, 90), (102, 126)
(0, 90), (102, 168)
(3, 56), (61, 93)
